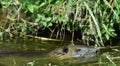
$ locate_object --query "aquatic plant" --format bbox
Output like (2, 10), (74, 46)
(0, 0), (119, 46)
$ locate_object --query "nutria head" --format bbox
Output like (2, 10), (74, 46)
(70, 45), (99, 58)
(49, 46), (69, 56)
(62, 46), (69, 54)
(49, 45), (99, 59)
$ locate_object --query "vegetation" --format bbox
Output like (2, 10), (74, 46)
(0, 0), (120, 46)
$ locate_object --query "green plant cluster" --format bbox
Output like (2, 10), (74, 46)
(0, 0), (120, 46)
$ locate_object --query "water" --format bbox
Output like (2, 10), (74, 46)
(0, 38), (120, 66)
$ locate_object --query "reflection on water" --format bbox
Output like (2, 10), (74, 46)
(0, 38), (120, 66)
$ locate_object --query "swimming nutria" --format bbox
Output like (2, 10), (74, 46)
(49, 45), (99, 59)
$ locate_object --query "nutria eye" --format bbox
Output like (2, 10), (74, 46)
(63, 46), (68, 53)
(95, 50), (99, 54)
(76, 49), (81, 52)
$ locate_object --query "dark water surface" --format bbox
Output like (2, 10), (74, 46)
(0, 38), (120, 66)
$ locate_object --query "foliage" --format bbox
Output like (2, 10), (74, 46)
(0, 0), (120, 46)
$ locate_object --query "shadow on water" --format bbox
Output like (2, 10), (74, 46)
(0, 38), (120, 66)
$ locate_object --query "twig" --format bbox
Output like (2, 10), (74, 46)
(84, 2), (104, 46)
(20, 18), (38, 26)
(71, 0), (79, 44)
(106, 55), (117, 66)
(26, 35), (61, 41)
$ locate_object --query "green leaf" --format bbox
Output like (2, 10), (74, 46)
(44, 7), (51, 13)
(27, 4), (34, 13)
(105, 33), (109, 40)
(48, 0), (53, 3)
(35, 0), (40, 5)
(42, 22), (47, 27)
(46, 17), (51, 22)
(101, 29), (106, 34)
(37, 14), (46, 21)
(47, 22), (52, 27)
(34, 5), (39, 11)
(55, 0), (61, 5)
(108, 28), (115, 32)
(37, 14), (42, 19)
(35, 18), (40, 22)
(40, 2), (46, 7)
(52, 16), (58, 21)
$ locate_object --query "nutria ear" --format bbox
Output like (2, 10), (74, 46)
(75, 48), (81, 52)
(62, 46), (69, 54)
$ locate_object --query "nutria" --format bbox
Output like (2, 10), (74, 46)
(49, 45), (99, 59)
